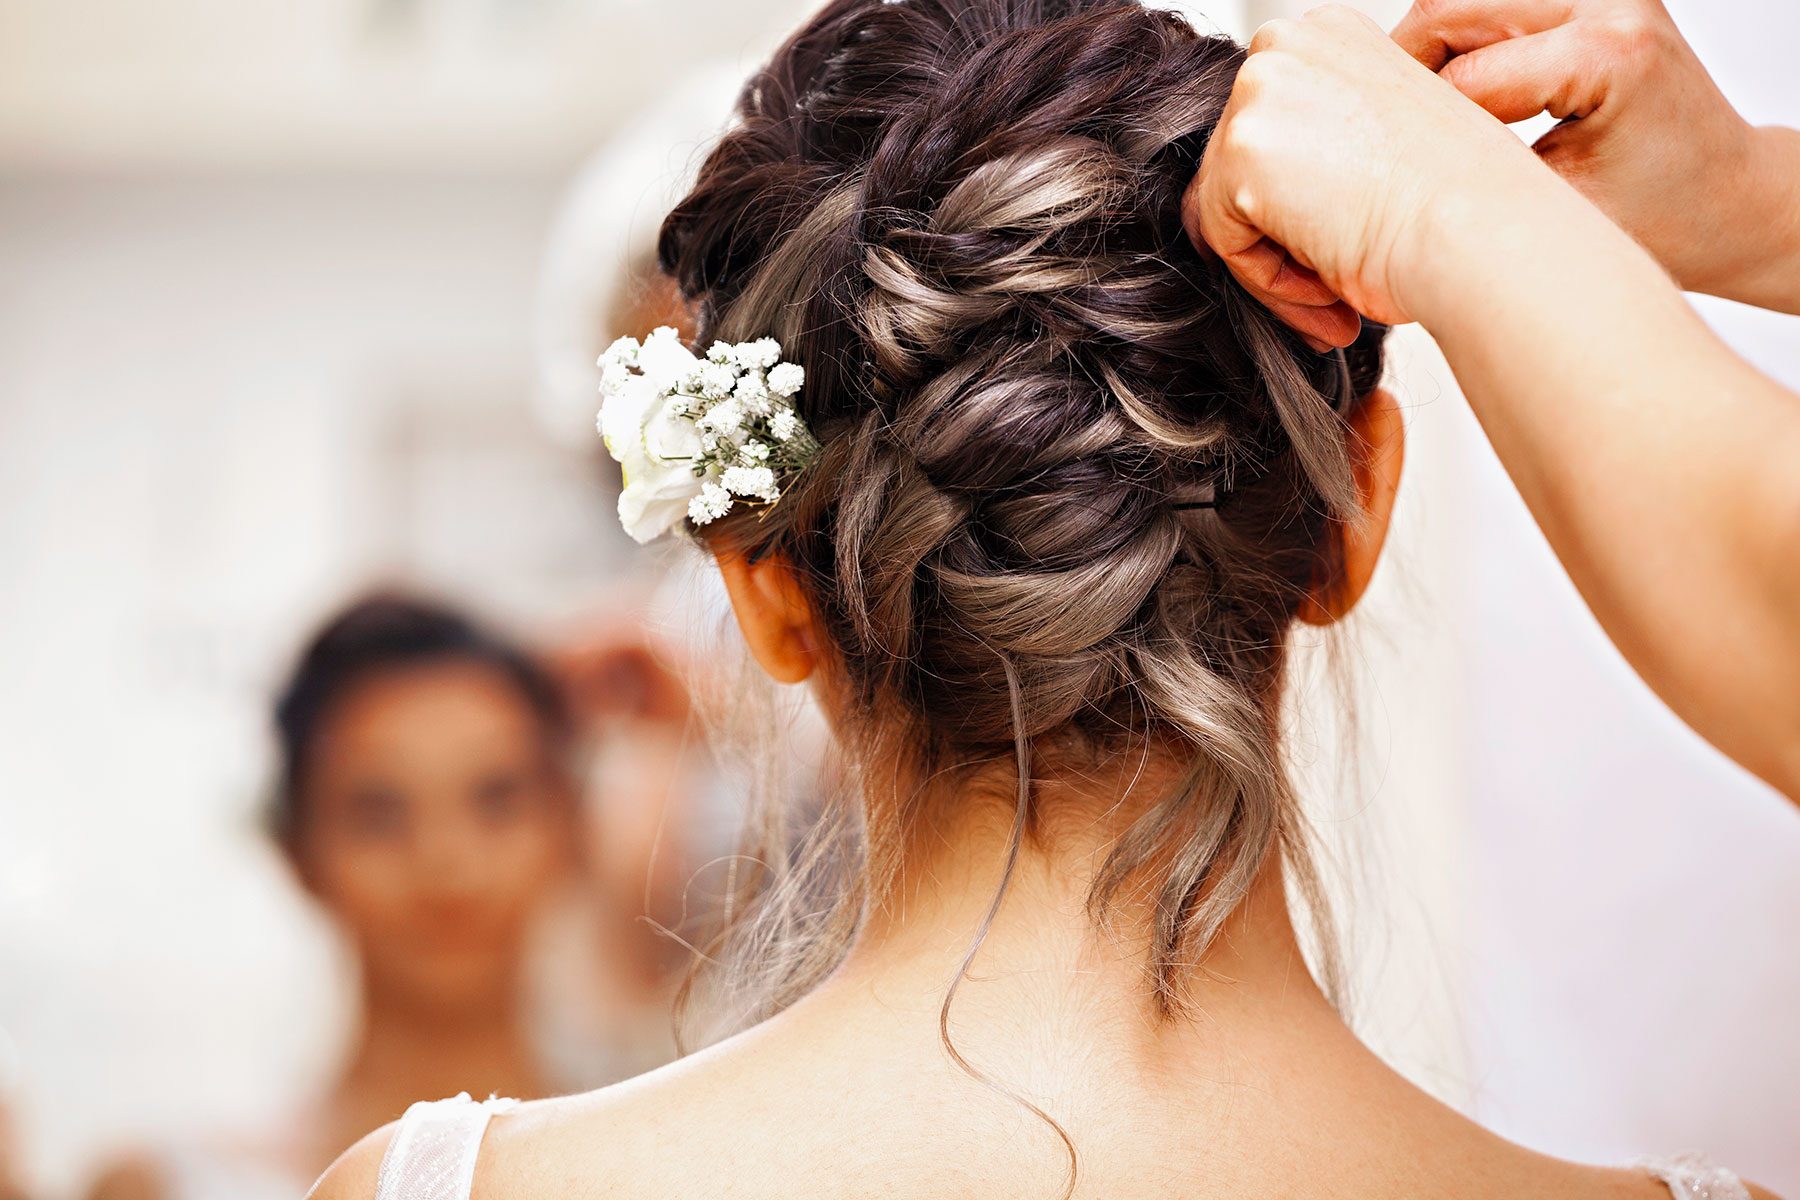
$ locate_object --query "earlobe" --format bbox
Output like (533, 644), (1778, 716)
(714, 547), (819, 685)
(1299, 387), (1406, 626)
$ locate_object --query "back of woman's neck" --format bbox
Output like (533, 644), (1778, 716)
(826, 777), (1345, 1063)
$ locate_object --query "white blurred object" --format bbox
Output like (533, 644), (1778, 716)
(531, 66), (742, 446)
(0, 1028), (19, 1099)
(0, 0), (813, 171)
(1147, 0), (1248, 38)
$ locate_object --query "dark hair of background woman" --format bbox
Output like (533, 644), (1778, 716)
(269, 593), (570, 842)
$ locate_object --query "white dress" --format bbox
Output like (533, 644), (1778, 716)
(369, 1093), (1754, 1200)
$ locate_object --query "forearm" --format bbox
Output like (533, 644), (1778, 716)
(1408, 172), (1800, 796)
(1700, 125), (1800, 314)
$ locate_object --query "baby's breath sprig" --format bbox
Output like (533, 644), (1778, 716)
(596, 327), (820, 544)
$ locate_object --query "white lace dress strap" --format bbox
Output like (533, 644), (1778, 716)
(374, 1092), (519, 1200)
(1640, 1152), (1753, 1200)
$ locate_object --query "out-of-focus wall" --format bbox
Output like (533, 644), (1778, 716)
(0, 0), (1794, 1195)
(0, 0), (813, 172)
(0, 172), (601, 1196)
(0, 4), (814, 1192)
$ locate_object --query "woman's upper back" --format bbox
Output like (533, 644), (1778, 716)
(323, 1088), (1766, 1200)
(307, 868), (1777, 1200)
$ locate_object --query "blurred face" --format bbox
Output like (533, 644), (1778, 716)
(292, 660), (574, 1015)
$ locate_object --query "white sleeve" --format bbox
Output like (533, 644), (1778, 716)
(373, 1093), (519, 1200)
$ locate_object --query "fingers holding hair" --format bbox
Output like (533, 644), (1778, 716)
(1181, 168), (1362, 352)
(1180, 9), (1374, 350)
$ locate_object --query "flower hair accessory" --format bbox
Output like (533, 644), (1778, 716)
(596, 326), (820, 544)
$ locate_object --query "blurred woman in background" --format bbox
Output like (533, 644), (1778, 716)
(87, 596), (597, 1200)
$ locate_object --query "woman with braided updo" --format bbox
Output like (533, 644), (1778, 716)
(311, 3), (1769, 1199)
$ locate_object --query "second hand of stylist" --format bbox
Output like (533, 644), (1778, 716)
(1393, 0), (1800, 316)
(1184, 4), (1800, 799)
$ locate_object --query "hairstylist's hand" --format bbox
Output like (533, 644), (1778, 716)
(1183, 5), (1550, 348)
(1392, 0), (1800, 314)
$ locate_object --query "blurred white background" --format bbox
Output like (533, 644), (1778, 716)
(0, 0), (1795, 1195)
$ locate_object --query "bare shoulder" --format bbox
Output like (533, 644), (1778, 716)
(467, 1059), (751, 1199)
(305, 1121), (395, 1200)
(466, 1018), (861, 1200)
(303, 1027), (802, 1200)
(1602, 1160), (1786, 1200)
(1493, 1146), (1785, 1200)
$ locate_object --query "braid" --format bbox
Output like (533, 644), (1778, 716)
(659, 0), (1386, 1029)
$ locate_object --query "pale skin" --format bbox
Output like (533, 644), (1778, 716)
(1185, 3), (1800, 800)
(308, 390), (1762, 1199)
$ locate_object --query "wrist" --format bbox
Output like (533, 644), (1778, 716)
(1389, 157), (1574, 332)
(1700, 125), (1800, 312)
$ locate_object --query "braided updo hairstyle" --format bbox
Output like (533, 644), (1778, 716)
(660, 0), (1388, 1031)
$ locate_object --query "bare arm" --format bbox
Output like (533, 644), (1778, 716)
(1407, 168), (1800, 795)
(1186, 7), (1800, 798)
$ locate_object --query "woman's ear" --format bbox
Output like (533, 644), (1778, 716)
(714, 547), (820, 684)
(1300, 386), (1406, 626)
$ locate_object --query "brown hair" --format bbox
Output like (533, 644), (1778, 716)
(271, 593), (570, 844)
(660, 0), (1386, 1039)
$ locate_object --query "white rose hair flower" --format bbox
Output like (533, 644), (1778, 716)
(596, 327), (821, 543)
